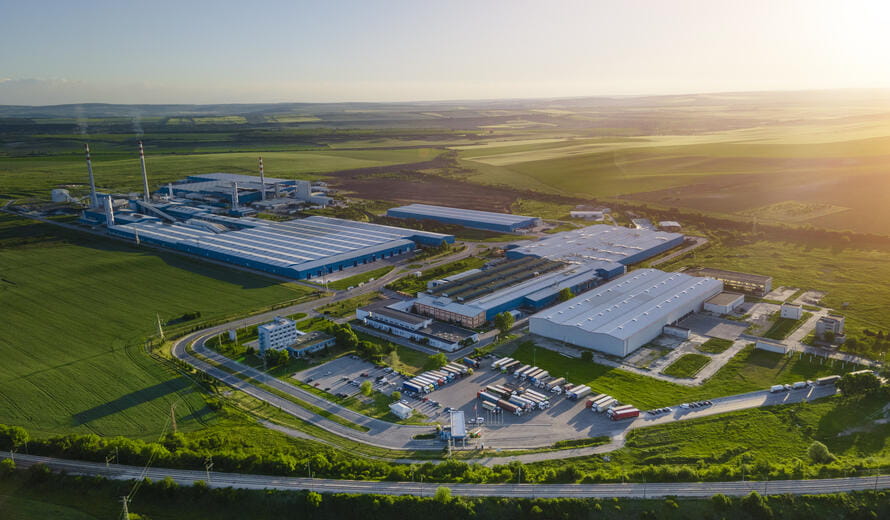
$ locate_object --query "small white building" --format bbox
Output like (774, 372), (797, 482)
(780, 304), (803, 320)
(389, 402), (413, 420)
(257, 317), (299, 355)
(704, 292), (745, 314)
(756, 339), (787, 354)
(816, 314), (845, 338)
(659, 221), (682, 232)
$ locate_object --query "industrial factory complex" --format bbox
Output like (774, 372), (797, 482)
(529, 269), (724, 357)
(386, 203), (540, 233)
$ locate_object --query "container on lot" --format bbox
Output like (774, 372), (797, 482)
(817, 375), (841, 386)
(463, 357), (480, 368)
(530, 370), (550, 384)
(770, 384), (786, 393)
(481, 401), (498, 412)
(414, 376), (437, 390)
(446, 363), (468, 374)
(791, 381), (808, 390)
(848, 370), (874, 377)
(440, 366), (461, 377)
(610, 407), (640, 421)
(587, 394), (607, 407)
(524, 368), (544, 380)
(596, 398), (617, 412)
(546, 377), (566, 390)
(497, 399), (522, 416)
(523, 389), (548, 401)
(509, 395), (535, 410)
(485, 385), (509, 399)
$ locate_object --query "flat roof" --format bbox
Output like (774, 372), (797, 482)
(188, 172), (297, 185)
(290, 331), (334, 350)
(387, 204), (537, 227)
(450, 410), (467, 438)
(532, 269), (723, 340)
(507, 225), (683, 265)
(683, 267), (773, 285)
(706, 292), (745, 306)
(363, 301), (430, 326)
(110, 215), (450, 275)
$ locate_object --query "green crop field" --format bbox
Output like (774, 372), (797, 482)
(0, 214), (316, 438)
(0, 147), (441, 200)
(662, 354), (711, 378)
(511, 342), (862, 410)
(659, 239), (890, 337)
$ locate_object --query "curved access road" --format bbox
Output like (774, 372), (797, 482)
(4, 451), (888, 498)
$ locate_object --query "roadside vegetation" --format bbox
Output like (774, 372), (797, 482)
(4, 468), (890, 520)
(327, 266), (394, 291)
(316, 292), (382, 318)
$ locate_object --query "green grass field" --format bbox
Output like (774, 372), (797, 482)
(316, 292), (381, 318)
(697, 338), (734, 354)
(511, 342), (861, 410)
(0, 214), (316, 438)
(0, 147), (441, 200)
(660, 239), (890, 337)
(763, 313), (812, 340)
(662, 354), (711, 378)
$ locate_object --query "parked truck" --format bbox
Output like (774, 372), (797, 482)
(477, 391), (502, 403)
(481, 401), (498, 413)
(463, 357), (480, 368)
(817, 375), (841, 386)
(501, 360), (521, 373)
(402, 381), (423, 394)
(492, 357), (513, 369)
(567, 385), (591, 400)
(608, 404), (635, 415)
(513, 365), (532, 378)
(524, 368), (543, 380)
(609, 407), (640, 421)
(530, 370), (549, 384)
(546, 377), (566, 391)
(497, 399), (522, 416)
(595, 398), (617, 412)
(770, 384), (786, 393)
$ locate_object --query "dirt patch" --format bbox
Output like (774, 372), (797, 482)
(326, 157), (583, 212)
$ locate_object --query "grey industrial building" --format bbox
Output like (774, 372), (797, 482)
(529, 269), (724, 357)
(506, 225), (684, 265)
(386, 203), (540, 233)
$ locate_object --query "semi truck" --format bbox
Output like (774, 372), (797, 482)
(567, 385), (591, 400)
(817, 375), (841, 385)
(402, 381), (423, 394)
(595, 398), (617, 412)
(513, 365), (532, 378)
(586, 394), (607, 408)
(497, 399), (522, 416)
(530, 370), (549, 384)
(524, 368), (543, 380)
(481, 401), (498, 412)
(491, 357), (513, 369)
(501, 360), (521, 373)
(609, 407), (640, 421)
(546, 377), (566, 391)
(463, 357), (480, 368)
(608, 404), (635, 415)
(477, 391), (501, 403)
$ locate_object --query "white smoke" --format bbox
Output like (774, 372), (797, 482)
(73, 104), (88, 135)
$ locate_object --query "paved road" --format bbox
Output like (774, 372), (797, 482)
(4, 451), (888, 498)
(650, 236), (709, 267)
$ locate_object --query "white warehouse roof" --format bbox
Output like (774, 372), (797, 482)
(532, 269), (723, 341)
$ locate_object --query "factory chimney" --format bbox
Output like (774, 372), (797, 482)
(104, 195), (115, 226)
(232, 182), (239, 209)
(138, 141), (151, 203)
(258, 156), (266, 200)
(84, 144), (99, 208)
(167, 183), (174, 199)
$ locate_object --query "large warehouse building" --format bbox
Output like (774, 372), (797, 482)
(108, 213), (452, 279)
(506, 225), (684, 265)
(386, 204), (540, 233)
(529, 269), (723, 357)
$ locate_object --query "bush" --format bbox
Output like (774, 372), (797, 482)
(360, 380), (373, 396)
(0, 458), (15, 476)
(391, 391), (401, 401)
(808, 441), (837, 464)
(580, 351), (593, 362)
(434, 486), (452, 503)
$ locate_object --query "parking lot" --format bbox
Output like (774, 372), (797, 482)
(679, 313), (748, 340)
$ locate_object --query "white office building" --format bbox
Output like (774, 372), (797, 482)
(529, 269), (723, 357)
(257, 317), (300, 355)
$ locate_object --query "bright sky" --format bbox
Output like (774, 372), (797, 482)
(2, 0), (889, 105)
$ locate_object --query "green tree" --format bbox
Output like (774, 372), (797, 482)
(391, 391), (402, 401)
(837, 371), (881, 396)
(808, 441), (836, 464)
(558, 287), (574, 302)
(388, 349), (401, 368)
(494, 312), (515, 336)
(306, 491), (323, 508)
(0, 458), (15, 476)
(424, 352), (448, 370)
(580, 350), (593, 362)
(360, 379), (373, 396)
(433, 486), (452, 503)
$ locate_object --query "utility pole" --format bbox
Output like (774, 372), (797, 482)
(204, 455), (214, 484)
(420, 474), (423, 498)
(119, 496), (130, 520)
(307, 461), (312, 479)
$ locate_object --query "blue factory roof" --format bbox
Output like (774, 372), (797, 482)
(507, 225), (684, 265)
(108, 215), (452, 278)
(387, 204), (538, 230)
